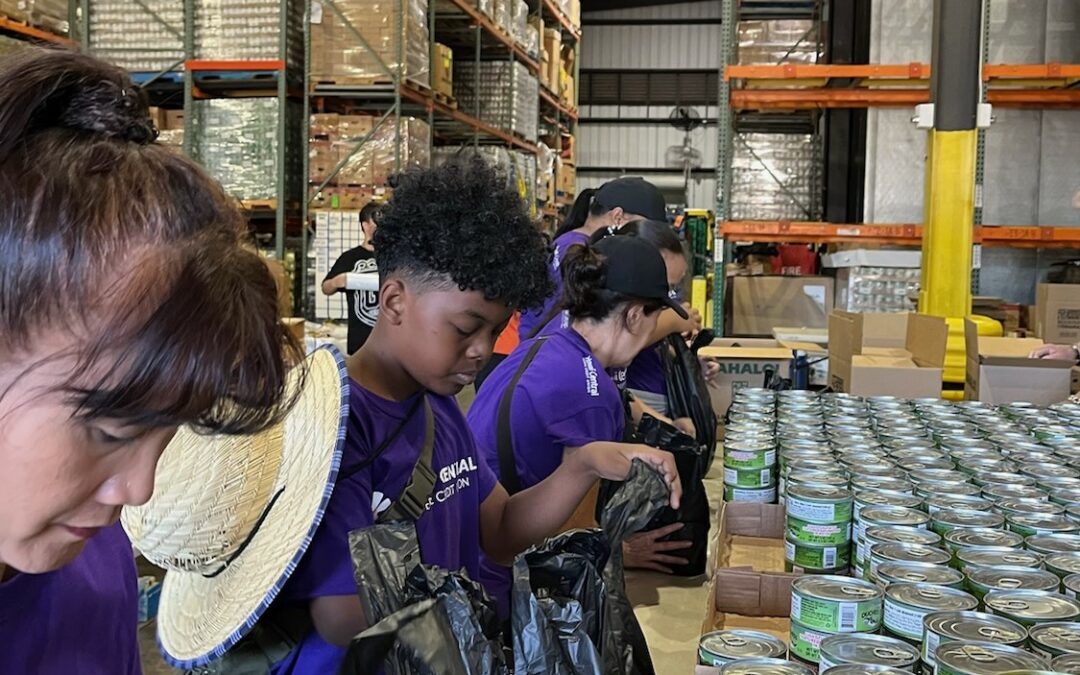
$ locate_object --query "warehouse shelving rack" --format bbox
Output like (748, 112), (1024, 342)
(712, 0), (1080, 336)
(0, 14), (71, 42)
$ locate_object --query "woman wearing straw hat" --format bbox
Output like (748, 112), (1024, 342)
(0, 49), (302, 674)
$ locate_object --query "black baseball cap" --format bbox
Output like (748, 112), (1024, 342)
(593, 236), (689, 319)
(594, 177), (667, 222)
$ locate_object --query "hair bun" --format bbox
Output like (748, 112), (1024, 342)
(62, 78), (158, 144)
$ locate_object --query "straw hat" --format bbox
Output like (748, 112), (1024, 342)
(122, 345), (348, 669)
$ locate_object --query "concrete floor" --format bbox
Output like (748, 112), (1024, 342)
(137, 387), (722, 673)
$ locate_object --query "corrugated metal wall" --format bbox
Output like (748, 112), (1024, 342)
(578, 2), (720, 208)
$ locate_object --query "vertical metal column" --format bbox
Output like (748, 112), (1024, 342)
(274, 0), (288, 259)
(971, 0), (991, 296)
(394, 0), (403, 172)
(181, 0), (194, 157)
(301, 0), (313, 317)
(712, 0), (738, 335)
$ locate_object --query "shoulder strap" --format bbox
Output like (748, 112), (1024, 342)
(523, 302), (566, 340)
(378, 397), (437, 523)
(496, 337), (549, 495)
(338, 395), (424, 483)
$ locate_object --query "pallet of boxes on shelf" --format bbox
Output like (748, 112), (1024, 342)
(193, 0), (304, 63)
(432, 145), (536, 213)
(454, 60), (538, 142)
(822, 249), (922, 314)
(0, 0), (67, 34)
(310, 0), (429, 87)
(88, 0), (185, 72)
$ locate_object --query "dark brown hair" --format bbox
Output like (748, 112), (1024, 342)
(0, 47), (301, 434)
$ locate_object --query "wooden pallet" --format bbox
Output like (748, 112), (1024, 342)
(240, 199), (278, 211)
(433, 89), (457, 109)
(313, 76), (432, 92)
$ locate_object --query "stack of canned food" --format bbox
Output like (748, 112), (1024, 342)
(725, 389), (780, 503)
(703, 391), (1080, 674)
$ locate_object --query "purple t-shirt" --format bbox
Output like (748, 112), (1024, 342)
(518, 230), (590, 339)
(466, 327), (625, 615)
(0, 523), (141, 675)
(626, 342), (667, 396)
(271, 381), (498, 674)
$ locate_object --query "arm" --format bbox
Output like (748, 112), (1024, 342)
(478, 441), (681, 564)
(647, 305), (701, 344)
(1031, 344), (1080, 361)
(628, 395), (695, 437)
(321, 274), (348, 296)
(310, 595), (367, 646)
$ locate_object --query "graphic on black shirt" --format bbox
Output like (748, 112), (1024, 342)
(326, 246), (379, 354)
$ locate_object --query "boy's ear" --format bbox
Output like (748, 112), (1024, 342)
(379, 278), (408, 325)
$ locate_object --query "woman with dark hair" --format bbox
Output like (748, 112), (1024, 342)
(517, 176), (667, 339)
(0, 48), (301, 673)
(466, 235), (690, 615)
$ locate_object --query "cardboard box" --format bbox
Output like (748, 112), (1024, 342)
(432, 42), (453, 99)
(556, 160), (575, 196)
(828, 312), (947, 398)
(699, 338), (794, 415)
(542, 28), (561, 91)
(164, 109), (185, 131)
(730, 276), (834, 337)
(965, 319), (1073, 405)
(1036, 284), (1080, 344)
(263, 257), (294, 317)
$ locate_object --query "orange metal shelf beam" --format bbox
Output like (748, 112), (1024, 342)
(541, 0), (580, 41)
(186, 59), (286, 71)
(539, 86), (578, 121)
(400, 82), (539, 155)
(442, 0), (541, 74)
(731, 88), (1080, 109)
(725, 62), (1080, 81)
(720, 221), (1080, 249)
(0, 15), (71, 44)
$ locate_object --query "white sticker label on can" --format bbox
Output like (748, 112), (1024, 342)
(788, 498), (838, 522)
(884, 599), (926, 640)
(760, 469), (772, 486)
(924, 630), (941, 665)
(839, 602), (857, 631)
(724, 468), (737, 484)
(819, 655), (837, 672)
(766, 450), (777, 466)
(786, 540), (796, 563)
(824, 547), (838, 569)
(791, 591), (803, 622)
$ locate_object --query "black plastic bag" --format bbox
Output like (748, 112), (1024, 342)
(663, 330), (719, 471)
(512, 461), (668, 675)
(345, 523), (507, 675)
(595, 416), (710, 577)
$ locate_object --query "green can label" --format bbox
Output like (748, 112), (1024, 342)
(725, 448), (777, 470)
(725, 466), (775, 488)
(724, 485), (777, 503)
(787, 495), (853, 524)
(788, 516), (853, 547)
(786, 540), (850, 572)
(789, 622), (827, 663)
(790, 586), (881, 632)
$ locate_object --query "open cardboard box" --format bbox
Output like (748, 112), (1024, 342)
(729, 276), (834, 337)
(964, 319), (1073, 405)
(700, 339), (795, 416)
(1036, 283), (1080, 344)
(698, 501), (795, 674)
(828, 312), (947, 398)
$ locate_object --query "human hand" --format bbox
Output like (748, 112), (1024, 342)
(673, 416), (696, 438)
(622, 523), (692, 574)
(1030, 344), (1078, 360)
(581, 444), (682, 509)
(700, 357), (720, 382)
(680, 304), (703, 335)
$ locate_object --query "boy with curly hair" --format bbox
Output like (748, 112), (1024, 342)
(268, 158), (681, 674)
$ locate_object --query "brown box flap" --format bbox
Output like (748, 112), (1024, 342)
(861, 312), (910, 349)
(907, 313), (948, 368)
(699, 346), (795, 360)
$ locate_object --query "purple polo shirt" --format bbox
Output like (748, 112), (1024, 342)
(518, 230), (590, 339)
(271, 381), (498, 674)
(626, 342), (667, 396)
(466, 327), (625, 616)
(0, 523), (141, 675)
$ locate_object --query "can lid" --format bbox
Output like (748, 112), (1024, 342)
(1021, 463), (1080, 480)
(935, 509), (1006, 529)
(860, 505), (930, 527)
(984, 590), (1080, 621)
(997, 500), (1066, 517)
(926, 496), (996, 512)
(945, 528), (1025, 550)
(935, 641), (1048, 675)
(967, 566), (1061, 593)
(718, 657), (816, 675)
(1047, 553), (1080, 576)
(820, 666), (911, 675)
(700, 631), (788, 660)
(877, 561), (964, 586)
(983, 485), (1051, 502)
(1007, 514), (1079, 533)
(872, 543), (952, 566)
(1052, 652), (1080, 673)
(886, 582), (978, 612)
(792, 575), (882, 602)
(922, 611), (1026, 645)
(819, 633), (918, 667)
(957, 549), (1044, 570)
(787, 485), (853, 503)
(1029, 622), (1080, 654)
(866, 526), (941, 547)
(1026, 534), (1080, 554)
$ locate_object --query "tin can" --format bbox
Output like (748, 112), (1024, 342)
(1037, 479), (1080, 498)
(882, 583), (978, 641)
(972, 473), (1037, 489)
(932, 510), (1007, 536)
(1027, 622), (1080, 659)
(870, 544), (952, 582)
(787, 471), (851, 493)
(1026, 535), (1080, 556)
(1052, 491), (1080, 509)
(984, 589), (1080, 627)
(918, 483), (985, 500)
(1021, 464), (1080, 481)
(996, 500), (1066, 519)
(820, 665), (911, 675)
(925, 496), (996, 517)
(1053, 653), (1080, 674)
(983, 485), (1050, 504)
(1007, 515), (1080, 538)
(854, 491), (921, 521)
(1065, 575), (1080, 599)
(873, 561), (964, 588)
(910, 469), (969, 485)
(726, 445), (778, 471)
(790, 620), (831, 664)
(724, 484), (778, 503)
(788, 485), (855, 524)
(921, 611), (1028, 669)
(719, 657), (816, 675)
(786, 537), (851, 574)
(945, 528), (1025, 555)
(726, 466), (777, 489)
(698, 630), (788, 666)
(933, 641), (1047, 675)
(790, 575), (883, 633)
(1068, 505), (1080, 524)
(1044, 553), (1080, 580)
(788, 515), (854, 547)
(818, 634), (919, 672)
(860, 527), (943, 578)
(956, 548), (1044, 573)
(857, 508), (931, 564)
(965, 567), (1062, 603)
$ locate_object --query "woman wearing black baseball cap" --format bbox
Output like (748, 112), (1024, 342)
(518, 177), (667, 339)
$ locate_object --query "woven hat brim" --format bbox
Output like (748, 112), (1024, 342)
(150, 346), (348, 669)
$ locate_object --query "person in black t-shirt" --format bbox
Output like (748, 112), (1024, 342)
(322, 202), (382, 354)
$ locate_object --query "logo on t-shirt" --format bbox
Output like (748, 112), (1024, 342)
(371, 491), (392, 516)
(422, 456), (481, 512)
(582, 356), (600, 397)
(351, 258), (379, 327)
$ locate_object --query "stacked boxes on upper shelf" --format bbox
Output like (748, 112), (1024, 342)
(191, 99), (281, 200)
(731, 133), (819, 221)
(432, 43), (453, 102)
(541, 28), (560, 94)
(0, 0), (68, 34)
(822, 250), (922, 314)
(194, 0), (304, 64)
(310, 0), (430, 87)
(433, 146), (537, 214)
(455, 61), (538, 142)
(88, 0), (184, 72)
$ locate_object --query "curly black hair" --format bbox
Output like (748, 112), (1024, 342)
(373, 156), (554, 310)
